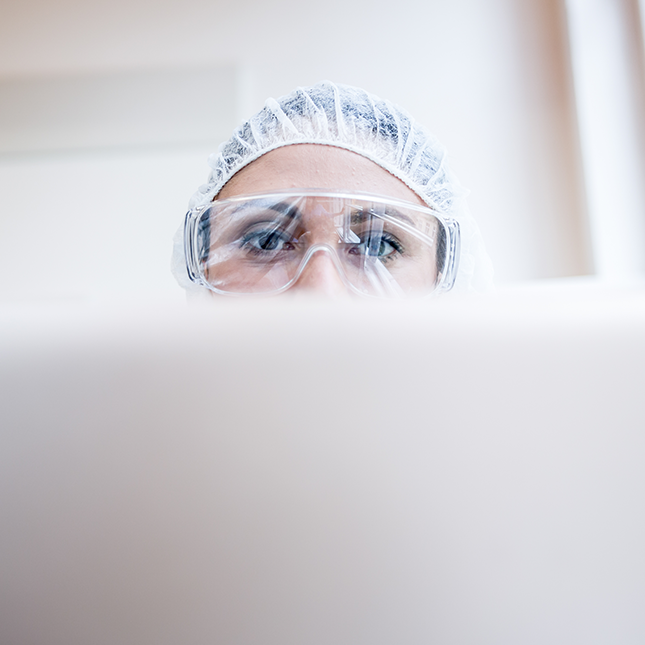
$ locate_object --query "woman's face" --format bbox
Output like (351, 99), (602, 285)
(215, 144), (428, 297)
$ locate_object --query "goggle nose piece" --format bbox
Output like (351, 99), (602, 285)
(289, 243), (406, 299)
(290, 243), (352, 292)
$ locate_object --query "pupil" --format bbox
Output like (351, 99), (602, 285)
(367, 238), (388, 256)
(260, 233), (281, 250)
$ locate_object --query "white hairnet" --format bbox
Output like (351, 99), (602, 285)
(171, 81), (493, 295)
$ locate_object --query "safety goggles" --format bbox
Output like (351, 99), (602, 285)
(184, 190), (460, 298)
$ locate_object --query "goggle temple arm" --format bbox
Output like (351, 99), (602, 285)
(439, 219), (461, 292)
(184, 207), (205, 284)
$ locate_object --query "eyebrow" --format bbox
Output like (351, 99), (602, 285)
(350, 206), (417, 227)
(221, 199), (424, 235)
(227, 200), (303, 221)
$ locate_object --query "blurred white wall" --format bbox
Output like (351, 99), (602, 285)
(0, 0), (639, 302)
(0, 68), (238, 302)
(565, 0), (645, 278)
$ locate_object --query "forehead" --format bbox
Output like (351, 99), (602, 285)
(217, 144), (426, 207)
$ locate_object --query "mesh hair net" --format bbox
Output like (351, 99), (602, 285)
(171, 81), (493, 295)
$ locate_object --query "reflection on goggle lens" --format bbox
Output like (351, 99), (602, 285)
(186, 191), (458, 297)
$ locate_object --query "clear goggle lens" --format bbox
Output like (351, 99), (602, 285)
(185, 191), (459, 297)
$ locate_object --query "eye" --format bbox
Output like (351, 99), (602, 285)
(348, 232), (404, 261)
(240, 228), (297, 255)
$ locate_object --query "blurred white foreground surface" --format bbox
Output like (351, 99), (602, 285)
(1, 281), (645, 645)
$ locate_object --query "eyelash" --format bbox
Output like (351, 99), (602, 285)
(239, 228), (296, 256)
(350, 231), (405, 261)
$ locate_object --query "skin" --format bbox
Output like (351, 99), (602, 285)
(215, 144), (428, 298)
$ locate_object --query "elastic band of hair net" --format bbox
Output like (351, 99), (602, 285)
(171, 81), (493, 296)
